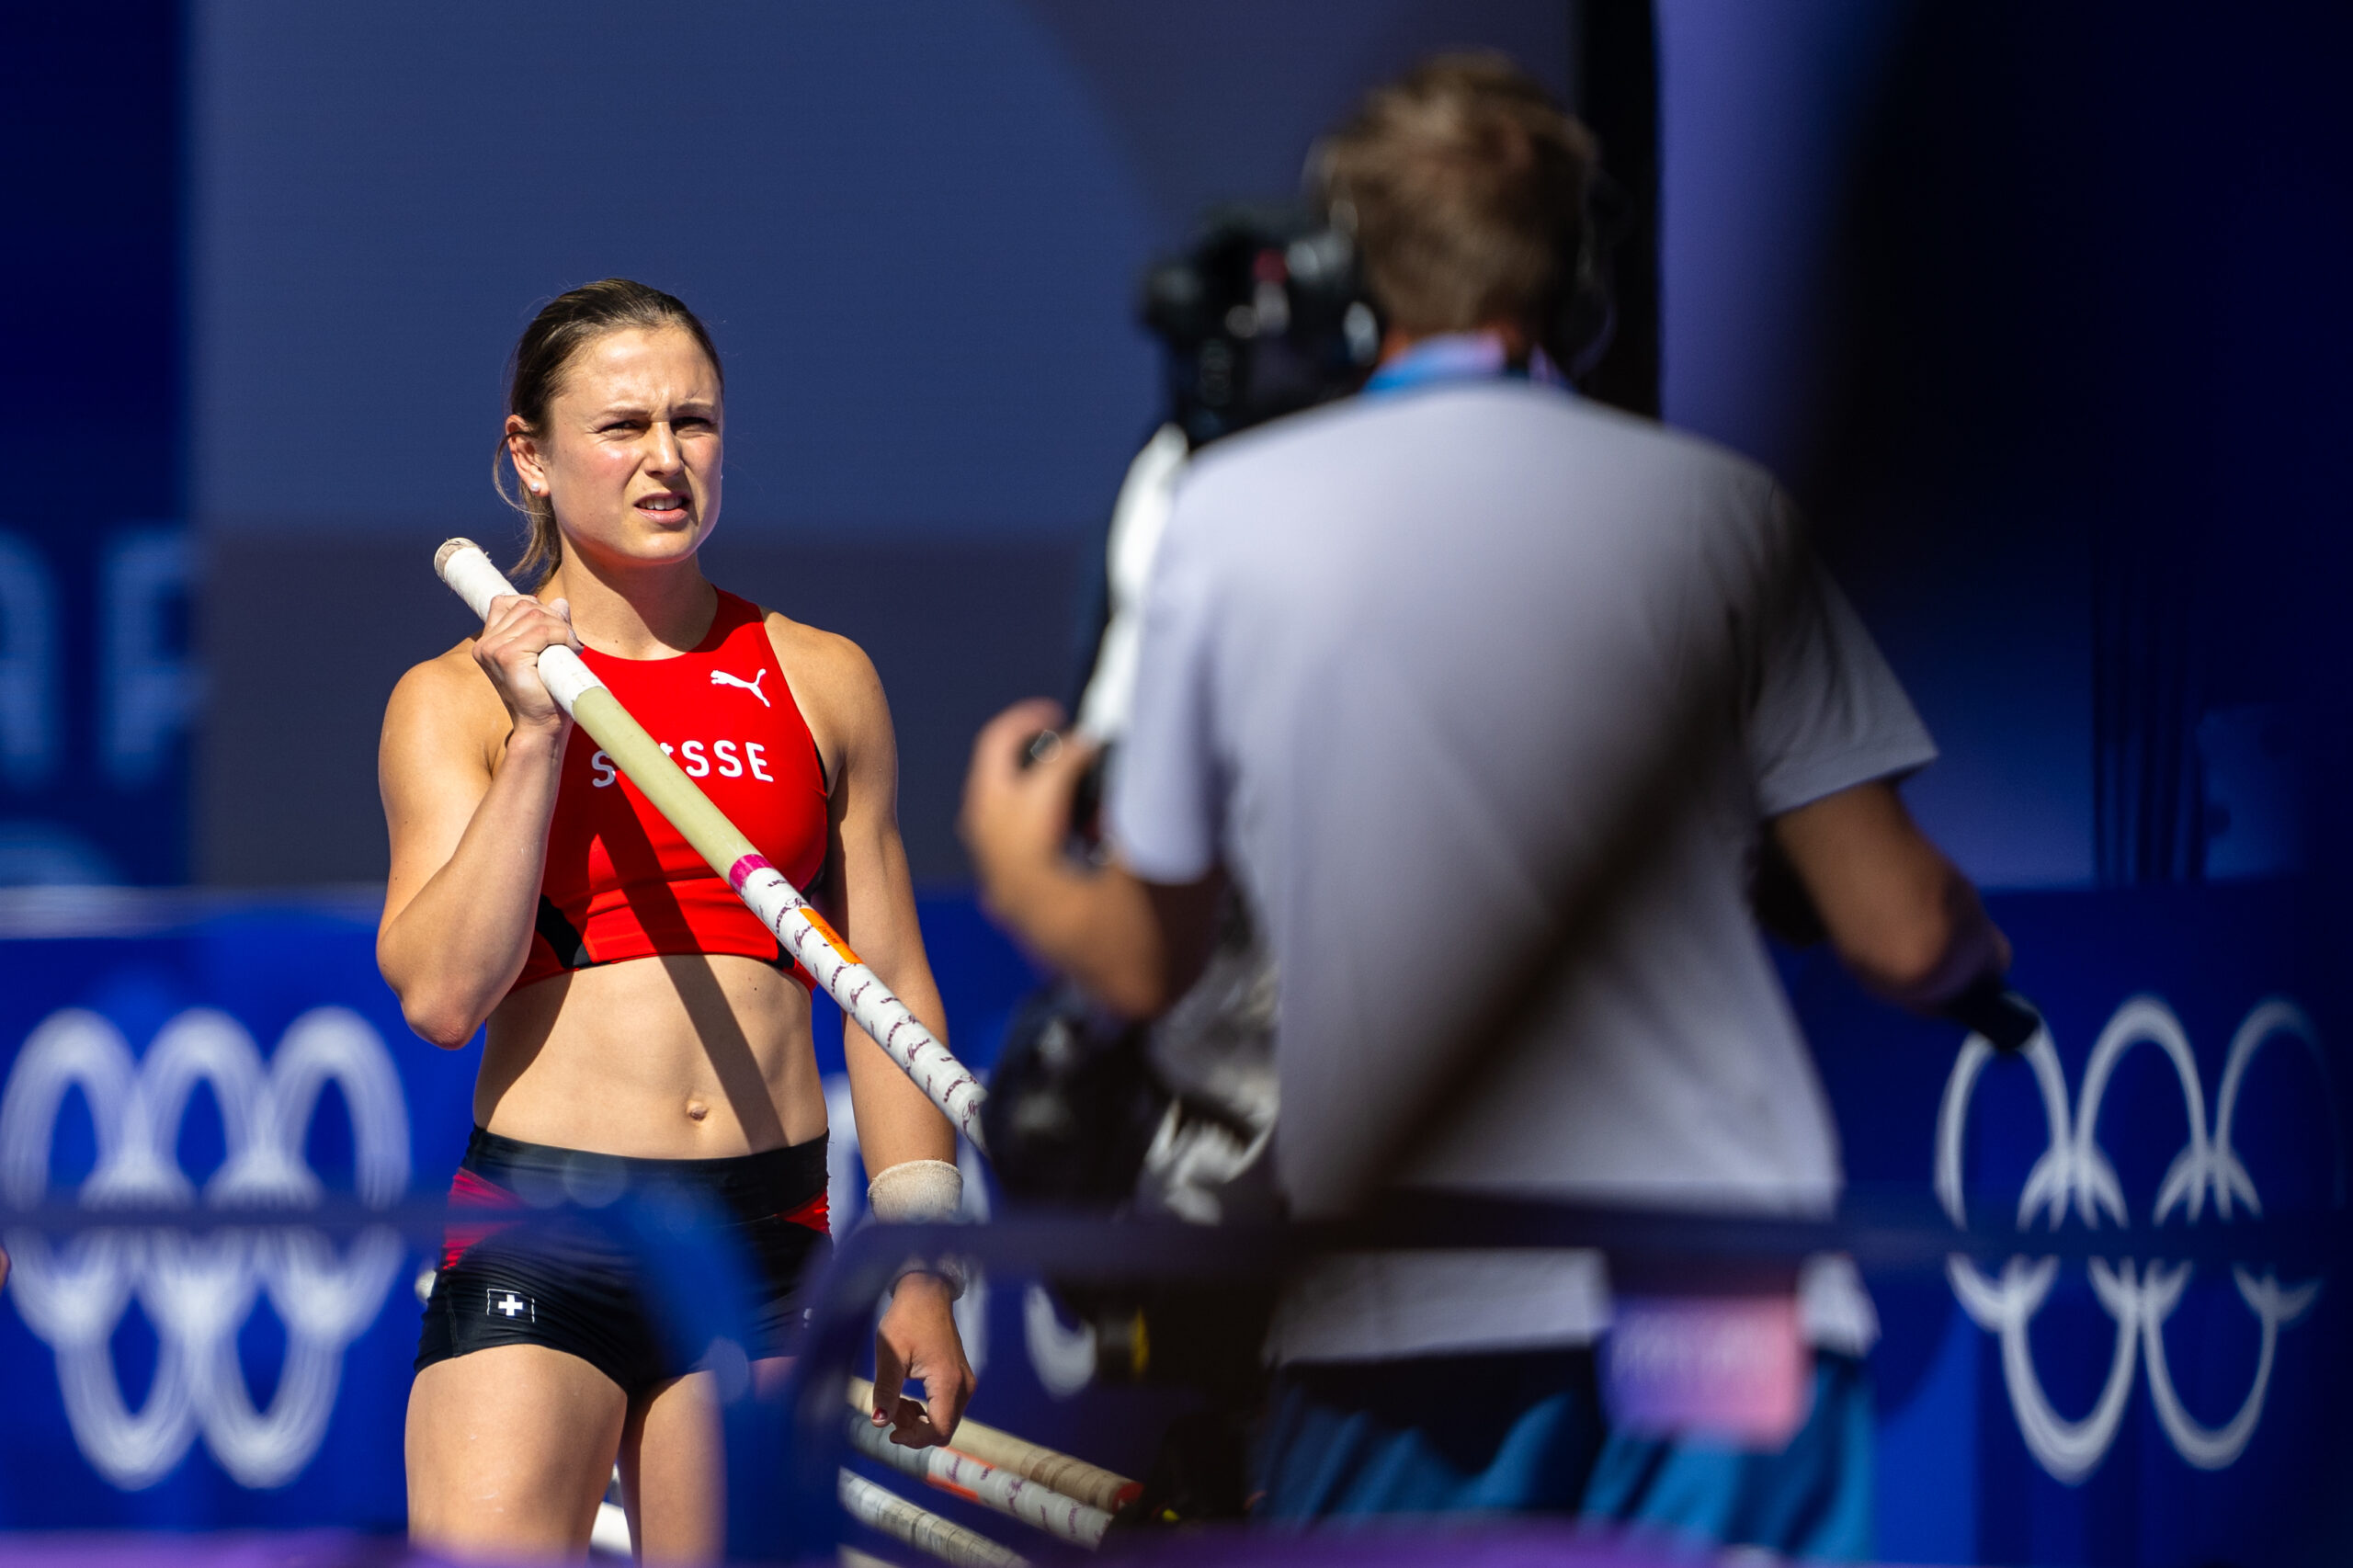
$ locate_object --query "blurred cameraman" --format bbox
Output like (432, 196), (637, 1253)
(963, 54), (2007, 1553)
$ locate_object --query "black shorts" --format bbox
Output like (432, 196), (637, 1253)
(415, 1127), (832, 1395)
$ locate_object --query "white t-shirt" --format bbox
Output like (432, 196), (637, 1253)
(1108, 380), (1935, 1360)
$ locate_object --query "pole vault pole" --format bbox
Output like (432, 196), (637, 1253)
(847, 1377), (1141, 1516)
(838, 1470), (1029, 1568)
(433, 539), (987, 1151)
(845, 1416), (1113, 1550)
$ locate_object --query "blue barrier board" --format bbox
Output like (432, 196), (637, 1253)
(0, 884), (2340, 1565)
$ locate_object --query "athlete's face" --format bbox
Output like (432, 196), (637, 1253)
(508, 324), (723, 571)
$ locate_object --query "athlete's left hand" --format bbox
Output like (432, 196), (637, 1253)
(871, 1273), (974, 1448)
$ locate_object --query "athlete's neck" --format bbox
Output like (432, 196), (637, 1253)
(540, 554), (719, 660)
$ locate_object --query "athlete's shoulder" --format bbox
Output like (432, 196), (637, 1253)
(754, 606), (891, 751)
(380, 643), (506, 783)
(383, 642), (502, 738)
(389, 641), (495, 710)
(754, 606), (879, 690)
(751, 605), (893, 779)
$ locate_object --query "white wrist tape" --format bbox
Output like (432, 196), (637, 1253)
(868, 1159), (968, 1300)
(867, 1159), (965, 1222)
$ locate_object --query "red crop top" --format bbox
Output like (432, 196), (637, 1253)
(510, 589), (832, 996)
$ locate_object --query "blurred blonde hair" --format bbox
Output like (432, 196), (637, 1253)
(1313, 53), (1598, 337)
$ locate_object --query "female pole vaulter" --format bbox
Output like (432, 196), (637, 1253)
(379, 279), (972, 1563)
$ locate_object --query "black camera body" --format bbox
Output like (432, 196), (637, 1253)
(1139, 202), (1382, 449)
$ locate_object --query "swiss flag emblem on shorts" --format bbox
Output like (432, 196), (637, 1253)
(486, 1290), (536, 1323)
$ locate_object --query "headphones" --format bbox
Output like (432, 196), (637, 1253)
(1548, 165), (1630, 380)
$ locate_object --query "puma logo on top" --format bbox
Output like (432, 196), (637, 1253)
(710, 668), (770, 707)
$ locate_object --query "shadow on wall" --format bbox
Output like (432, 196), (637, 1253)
(197, 531), (1083, 889)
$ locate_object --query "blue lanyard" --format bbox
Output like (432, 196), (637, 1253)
(1362, 332), (1571, 398)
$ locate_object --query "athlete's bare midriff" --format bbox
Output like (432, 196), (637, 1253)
(473, 952), (830, 1158)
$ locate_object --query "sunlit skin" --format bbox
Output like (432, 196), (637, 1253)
(505, 326), (724, 601)
(380, 325), (972, 1564)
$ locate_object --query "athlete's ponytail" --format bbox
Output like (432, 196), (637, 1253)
(496, 278), (725, 587)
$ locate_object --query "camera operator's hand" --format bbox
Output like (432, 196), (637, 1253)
(961, 699), (1098, 923)
(962, 700), (1218, 1018)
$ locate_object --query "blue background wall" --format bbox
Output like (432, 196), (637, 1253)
(0, 7), (195, 885)
(176, 0), (1575, 888)
(1656, 1), (2350, 895)
(6, 5), (2340, 895)
(15, 2), (2326, 896)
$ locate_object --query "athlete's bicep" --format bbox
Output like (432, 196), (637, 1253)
(804, 640), (956, 1161)
(378, 657), (495, 933)
(814, 642), (920, 957)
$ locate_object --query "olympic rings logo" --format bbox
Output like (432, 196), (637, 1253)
(0, 1006), (411, 1490)
(1936, 994), (2336, 1483)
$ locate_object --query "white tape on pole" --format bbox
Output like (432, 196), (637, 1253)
(839, 1469), (1029, 1568)
(847, 1417), (1112, 1550)
(433, 540), (988, 1150)
(436, 541), (607, 709)
(846, 1377), (1140, 1516)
